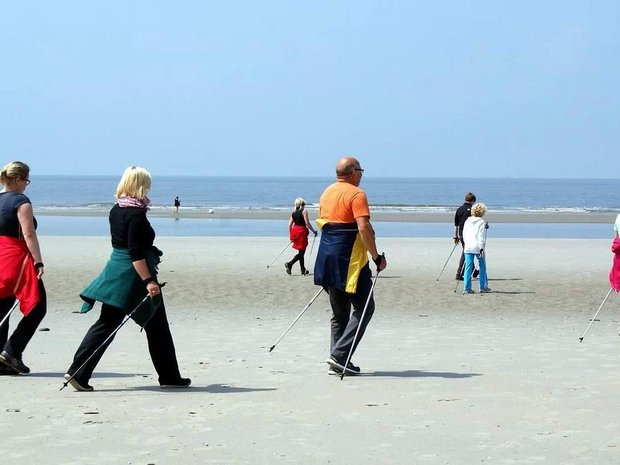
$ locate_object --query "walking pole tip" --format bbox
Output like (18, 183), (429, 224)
(578, 337), (584, 342)
(268, 345), (275, 352)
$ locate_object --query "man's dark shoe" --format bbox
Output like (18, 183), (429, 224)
(0, 363), (18, 375)
(63, 374), (94, 391)
(160, 377), (192, 389)
(326, 357), (361, 375)
(0, 351), (30, 374)
(455, 275), (464, 281)
(284, 262), (292, 275)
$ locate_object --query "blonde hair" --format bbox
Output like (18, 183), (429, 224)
(294, 197), (306, 209)
(0, 161), (30, 186)
(471, 203), (487, 217)
(115, 166), (152, 199)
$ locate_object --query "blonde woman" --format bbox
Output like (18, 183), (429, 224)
(285, 197), (318, 275)
(65, 166), (190, 391)
(0, 161), (46, 375)
(462, 203), (490, 294)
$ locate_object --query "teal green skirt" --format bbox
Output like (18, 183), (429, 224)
(79, 247), (161, 327)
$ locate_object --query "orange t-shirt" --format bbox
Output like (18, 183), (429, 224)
(318, 180), (370, 224)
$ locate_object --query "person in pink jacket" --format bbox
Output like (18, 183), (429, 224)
(609, 237), (620, 292)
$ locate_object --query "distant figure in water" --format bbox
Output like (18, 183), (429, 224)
(174, 196), (180, 214)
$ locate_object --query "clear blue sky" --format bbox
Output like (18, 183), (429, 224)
(1, 1), (618, 178)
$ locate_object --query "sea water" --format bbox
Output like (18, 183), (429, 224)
(25, 175), (619, 238)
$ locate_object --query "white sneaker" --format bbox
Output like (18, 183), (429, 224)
(63, 374), (94, 391)
(325, 357), (361, 375)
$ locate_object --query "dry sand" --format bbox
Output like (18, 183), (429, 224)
(2, 235), (620, 464)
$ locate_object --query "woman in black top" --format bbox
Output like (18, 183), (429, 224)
(65, 166), (190, 391)
(285, 197), (318, 276)
(0, 161), (46, 375)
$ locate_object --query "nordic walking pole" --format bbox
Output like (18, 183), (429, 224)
(60, 284), (166, 391)
(340, 254), (384, 380)
(267, 241), (293, 269)
(437, 242), (459, 282)
(579, 288), (615, 342)
(269, 287), (324, 352)
(0, 300), (20, 330)
(307, 234), (317, 265)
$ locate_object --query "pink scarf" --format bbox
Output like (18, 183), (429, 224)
(117, 196), (151, 210)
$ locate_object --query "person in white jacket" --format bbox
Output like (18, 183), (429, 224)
(462, 203), (490, 294)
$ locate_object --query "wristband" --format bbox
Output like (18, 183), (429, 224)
(142, 277), (156, 285)
(34, 262), (44, 270)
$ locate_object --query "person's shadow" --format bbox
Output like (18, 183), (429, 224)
(99, 383), (277, 393)
(38, 372), (278, 393)
(362, 370), (481, 379)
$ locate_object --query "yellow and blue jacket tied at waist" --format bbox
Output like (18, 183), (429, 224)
(313, 221), (369, 294)
(79, 247), (162, 327)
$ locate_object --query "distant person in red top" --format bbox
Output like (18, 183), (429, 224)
(285, 197), (318, 276)
(0, 161), (47, 375)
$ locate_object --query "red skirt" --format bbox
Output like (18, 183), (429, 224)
(0, 236), (40, 316)
(290, 225), (309, 251)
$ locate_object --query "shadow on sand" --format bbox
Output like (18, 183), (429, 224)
(363, 370), (481, 379)
(97, 383), (277, 393)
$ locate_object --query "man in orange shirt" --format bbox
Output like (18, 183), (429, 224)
(314, 156), (387, 375)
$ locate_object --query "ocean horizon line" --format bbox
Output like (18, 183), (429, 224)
(29, 174), (620, 181)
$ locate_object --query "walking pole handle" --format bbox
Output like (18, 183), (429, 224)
(373, 253), (386, 272)
(139, 282), (167, 332)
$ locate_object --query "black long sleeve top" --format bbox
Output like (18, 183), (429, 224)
(109, 204), (155, 262)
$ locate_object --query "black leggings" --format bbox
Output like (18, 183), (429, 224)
(0, 280), (47, 359)
(289, 249), (307, 271)
(67, 296), (182, 384)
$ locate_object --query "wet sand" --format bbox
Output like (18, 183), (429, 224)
(35, 207), (617, 224)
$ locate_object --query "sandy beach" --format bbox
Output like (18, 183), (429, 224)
(2, 235), (620, 464)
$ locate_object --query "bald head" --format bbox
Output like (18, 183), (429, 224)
(335, 156), (363, 187)
(336, 157), (360, 177)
